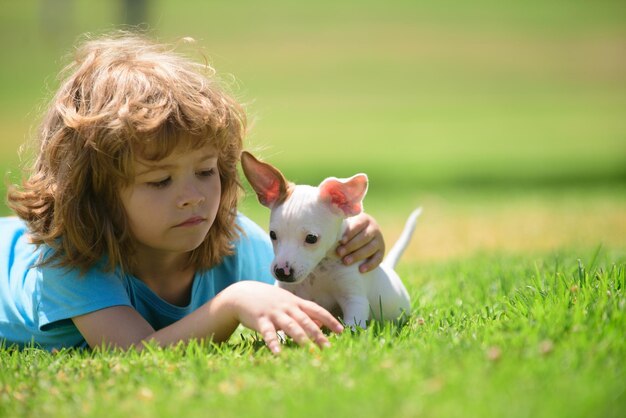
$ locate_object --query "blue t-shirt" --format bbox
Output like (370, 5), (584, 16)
(0, 214), (274, 350)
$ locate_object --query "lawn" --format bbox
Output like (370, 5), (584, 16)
(1, 250), (624, 418)
(0, 1), (625, 417)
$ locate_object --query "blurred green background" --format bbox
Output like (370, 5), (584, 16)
(1, 0), (625, 257)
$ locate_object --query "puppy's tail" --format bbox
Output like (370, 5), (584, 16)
(382, 207), (422, 269)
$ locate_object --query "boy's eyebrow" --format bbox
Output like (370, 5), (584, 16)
(135, 153), (218, 176)
(135, 163), (176, 176)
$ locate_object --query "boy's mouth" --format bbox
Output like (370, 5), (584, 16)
(174, 216), (206, 227)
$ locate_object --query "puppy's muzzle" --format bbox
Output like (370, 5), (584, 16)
(274, 263), (296, 282)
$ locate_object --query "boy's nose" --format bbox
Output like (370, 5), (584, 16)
(178, 186), (205, 208)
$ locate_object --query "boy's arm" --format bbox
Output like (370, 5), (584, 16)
(72, 304), (239, 349)
(72, 281), (342, 353)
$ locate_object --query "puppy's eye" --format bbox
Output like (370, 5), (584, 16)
(305, 234), (319, 244)
(269, 231), (277, 241)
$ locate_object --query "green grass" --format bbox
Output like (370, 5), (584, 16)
(1, 250), (624, 417)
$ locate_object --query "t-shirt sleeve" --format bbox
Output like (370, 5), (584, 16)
(36, 260), (132, 331)
(235, 214), (275, 285)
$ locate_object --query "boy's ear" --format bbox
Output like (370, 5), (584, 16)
(318, 174), (368, 217)
(241, 151), (292, 208)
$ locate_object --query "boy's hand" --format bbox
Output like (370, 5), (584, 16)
(226, 282), (343, 354)
(336, 212), (385, 273)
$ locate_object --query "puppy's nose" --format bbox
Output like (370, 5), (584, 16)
(274, 264), (294, 282)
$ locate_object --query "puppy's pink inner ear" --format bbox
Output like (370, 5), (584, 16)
(324, 189), (363, 216)
(319, 175), (368, 217)
(257, 177), (283, 207)
(241, 152), (289, 208)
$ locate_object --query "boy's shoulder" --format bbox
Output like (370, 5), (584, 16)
(0, 216), (27, 233)
(232, 212), (273, 261)
(0, 217), (32, 252)
(235, 212), (269, 242)
(226, 212), (273, 284)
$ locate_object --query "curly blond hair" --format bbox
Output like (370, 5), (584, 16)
(8, 32), (246, 273)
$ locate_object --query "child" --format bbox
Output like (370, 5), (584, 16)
(0, 32), (387, 354)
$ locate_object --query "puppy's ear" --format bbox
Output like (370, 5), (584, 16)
(319, 174), (368, 217)
(241, 151), (292, 208)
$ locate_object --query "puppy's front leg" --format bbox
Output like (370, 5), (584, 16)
(337, 295), (370, 329)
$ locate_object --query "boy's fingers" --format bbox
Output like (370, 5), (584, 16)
(301, 302), (343, 335)
(358, 250), (384, 273)
(342, 239), (379, 265)
(258, 318), (281, 354)
(289, 309), (331, 348)
(276, 313), (310, 346)
(337, 229), (368, 257)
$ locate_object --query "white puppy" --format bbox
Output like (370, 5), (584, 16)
(241, 152), (420, 328)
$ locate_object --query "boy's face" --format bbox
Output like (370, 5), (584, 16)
(119, 143), (221, 258)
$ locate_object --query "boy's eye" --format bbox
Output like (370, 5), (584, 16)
(198, 168), (216, 178)
(305, 234), (319, 244)
(147, 177), (171, 189)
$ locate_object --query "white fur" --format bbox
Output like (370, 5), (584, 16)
(268, 186), (419, 328)
(241, 151), (419, 328)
